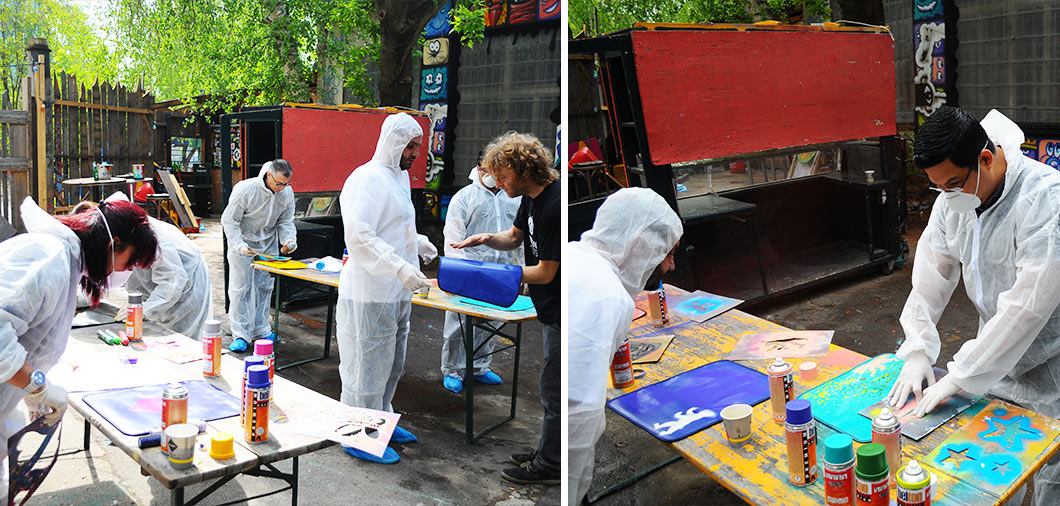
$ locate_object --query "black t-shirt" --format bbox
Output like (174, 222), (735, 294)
(514, 180), (561, 325)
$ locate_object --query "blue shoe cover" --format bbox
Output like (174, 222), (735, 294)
(443, 376), (463, 394)
(391, 425), (418, 443)
(474, 371), (503, 385)
(344, 445), (399, 464)
(229, 338), (248, 352)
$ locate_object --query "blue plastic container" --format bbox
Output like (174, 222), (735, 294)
(438, 257), (522, 307)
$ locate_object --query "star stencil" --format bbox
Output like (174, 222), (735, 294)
(938, 445), (976, 471)
(992, 459), (1014, 478)
(980, 415), (1042, 452)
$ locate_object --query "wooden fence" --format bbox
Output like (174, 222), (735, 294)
(0, 86), (32, 231)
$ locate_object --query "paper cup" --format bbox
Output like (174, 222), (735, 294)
(865, 170), (876, 182)
(799, 361), (818, 381)
(415, 286), (430, 299)
(720, 404), (753, 444)
(166, 423), (199, 469)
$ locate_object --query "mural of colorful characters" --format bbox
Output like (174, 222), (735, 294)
(423, 38), (449, 66)
(425, 3), (451, 37)
(1022, 138), (1060, 171)
(914, 20), (946, 125)
(486, 0), (561, 28)
(420, 67), (447, 102)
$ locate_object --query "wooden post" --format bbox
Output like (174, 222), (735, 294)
(27, 39), (51, 212)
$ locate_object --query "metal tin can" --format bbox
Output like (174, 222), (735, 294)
(896, 460), (931, 506)
(342, 248), (349, 265)
(254, 340), (275, 402)
(610, 337), (634, 388)
(202, 320), (222, 377)
(126, 293), (143, 341)
(241, 356), (265, 425)
(855, 443), (891, 506)
(871, 408), (902, 488)
(823, 434), (856, 506)
(768, 357), (794, 423)
(784, 399), (817, 486)
(244, 365), (270, 443)
(160, 383), (188, 454)
(647, 283), (669, 327)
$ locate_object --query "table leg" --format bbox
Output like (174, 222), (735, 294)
(171, 487), (185, 506)
(464, 315), (475, 444)
(510, 323), (521, 419)
(83, 419), (90, 453)
(291, 456), (299, 506)
(587, 454), (682, 503)
(324, 288), (334, 359)
(272, 274), (281, 346)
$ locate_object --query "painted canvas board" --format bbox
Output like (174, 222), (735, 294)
(629, 335), (674, 364)
(632, 308), (646, 321)
(726, 330), (834, 360)
(71, 310), (118, 328)
(668, 291), (742, 323)
(49, 350), (187, 392)
(139, 334), (222, 364)
(287, 403), (400, 458)
(458, 296), (535, 312)
(607, 360), (769, 442)
(798, 353), (904, 442)
(858, 368), (980, 440)
(83, 380), (242, 436)
(924, 399), (1060, 497)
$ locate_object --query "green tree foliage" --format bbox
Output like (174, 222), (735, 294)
(0, 0), (116, 102)
(569, 0), (832, 37)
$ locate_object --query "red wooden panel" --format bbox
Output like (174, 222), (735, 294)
(631, 30), (896, 165)
(282, 107), (429, 192)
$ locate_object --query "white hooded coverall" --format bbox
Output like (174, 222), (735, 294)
(336, 113), (427, 412)
(126, 217), (213, 340)
(896, 110), (1060, 505)
(221, 164), (296, 341)
(0, 199), (82, 497)
(440, 167), (523, 378)
(567, 188), (683, 504)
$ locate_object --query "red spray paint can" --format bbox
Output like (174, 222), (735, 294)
(824, 434), (856, 505)
(768, 357), (794, 423)
(611, 337), (635, 388)
(160, 383), (188, 455)
(241, 356), (265, 425)
(244, 365), (270, 443)
(202, 320), (222, 377)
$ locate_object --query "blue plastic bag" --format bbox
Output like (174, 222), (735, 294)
(438, 257), (522, 307)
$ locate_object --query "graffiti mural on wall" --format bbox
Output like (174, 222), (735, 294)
(914, 21), (946, 125)
(1022, 138), (1060, 170)
(423, 103), (448, 156)
(420, 67), (448, 102)
(425, 3), (451, 37)
(418, 0), (456, 221)
(486, 0), (560, 28)
(423, 38), (450, 66)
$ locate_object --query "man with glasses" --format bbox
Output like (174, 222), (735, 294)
(222, 159), (297, 352)
(887, 106), (1060, 505)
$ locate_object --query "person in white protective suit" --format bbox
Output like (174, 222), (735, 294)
(439, 162), (523, 394)
(887, 106), (1060, 506)
(221, 159), (297, 352)
(77, 194), (213, 341)
(0, 197), (156, 501)
(336, 112), (437, 464)
(567, 188), (682, 504)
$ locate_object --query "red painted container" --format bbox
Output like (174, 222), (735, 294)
(611, 338), (634, 388)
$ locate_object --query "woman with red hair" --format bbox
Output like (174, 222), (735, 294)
(0, 197), (156, 499)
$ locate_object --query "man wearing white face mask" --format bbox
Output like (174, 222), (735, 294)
(887, 106), (1060, 505)
(439, 156), (523, 393)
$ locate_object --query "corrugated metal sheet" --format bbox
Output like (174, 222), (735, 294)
(885, 0), (915, 126)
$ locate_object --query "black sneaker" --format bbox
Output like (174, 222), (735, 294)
(509, 450), (537, 466)
(501, 461), (560, 485)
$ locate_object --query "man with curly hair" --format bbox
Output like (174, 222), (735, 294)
(452, 131), (560, 485)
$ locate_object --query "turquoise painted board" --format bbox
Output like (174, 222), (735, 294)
(458, 296), (535, 312)
(798, 353), (904, 442)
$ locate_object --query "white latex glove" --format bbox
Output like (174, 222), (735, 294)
(887, 350), (935, 410)
(281, 242), (297, 255)
(398, 263), (431, 292)
(418, 235), (438, 264)
(239, 245), (255, 257)
(25, 382), (67, 426)
(915, 375), (963, 418)
(114, 307), (128, 322)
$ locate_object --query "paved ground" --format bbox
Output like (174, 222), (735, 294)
(33, 218), (560, 505)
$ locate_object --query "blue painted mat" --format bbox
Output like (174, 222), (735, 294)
(798, 353), (904, 442)
(607, 360), (769, 442)
(83, 380), (242, 436)
(458, 295), (535, 312)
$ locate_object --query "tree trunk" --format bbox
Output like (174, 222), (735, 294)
(374, 0), (442, 107)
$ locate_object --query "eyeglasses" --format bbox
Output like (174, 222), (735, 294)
(269, 173), (291, 188)
(929, 167), (972, 194)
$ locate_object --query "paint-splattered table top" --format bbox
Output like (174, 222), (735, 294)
(610, 284), (1060, 505)
(253, 261), (537, 322)
(66, 319), (344, 489)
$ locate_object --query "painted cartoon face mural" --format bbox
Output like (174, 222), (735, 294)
(914, 0), (942, 20)
(423, 38), (449, 66)
(508, 0), (536, 24)
(422, 103), (448, 156)
(538, 0), (559, 20)
(425, 3), (451, 37)
(1040, 140), (1060, 170)
(420, 67), (448, 101)
(486, 0), (507, 26)
(914, 21), (947, 123)
(426, 153), (444, 189)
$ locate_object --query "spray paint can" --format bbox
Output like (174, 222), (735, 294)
(647, 282), (669, 327)
(823, 434), (856, 506)
(244, 365), (270, 443)
(610, 336), (635, 388)
(202, 320), (222, 377)
(253, 339), (275, 401)
(784, 399), (818, 486)
(871, 407), (902, 488)
(160, 383), (188, 455)
(241, 356), (265, 425)
(342, 248), (349, 265)
(768, 357), (794, 423)
(896, 460), (931, 506)
(125, 293), (143, 341)
(855, 443), (890, 506)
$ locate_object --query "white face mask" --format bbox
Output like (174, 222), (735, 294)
(935, 141), (987, 214)
(481, 173), (496, 188)
(108, 270), (132, 288)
